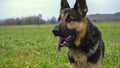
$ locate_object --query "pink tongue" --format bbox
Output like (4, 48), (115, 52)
(57, 37), (62, 52)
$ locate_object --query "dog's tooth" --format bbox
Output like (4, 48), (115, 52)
(63, 41), (66, 44)
(60, 41), (66, 46)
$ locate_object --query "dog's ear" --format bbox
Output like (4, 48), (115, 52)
(61, 0), (70, 10)
(74, 0), (88, 17)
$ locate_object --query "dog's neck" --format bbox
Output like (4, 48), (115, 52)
(74, 17), (88, 47)
(69, 18), (101, 53)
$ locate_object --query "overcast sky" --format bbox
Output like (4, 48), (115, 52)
(0, 0), (120, 20)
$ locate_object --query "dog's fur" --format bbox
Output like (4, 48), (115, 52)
(52, 0), (105, 68)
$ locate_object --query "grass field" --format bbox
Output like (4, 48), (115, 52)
(0, 23), (120, 68)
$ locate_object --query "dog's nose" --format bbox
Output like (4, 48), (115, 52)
(52, 26), (60, 36)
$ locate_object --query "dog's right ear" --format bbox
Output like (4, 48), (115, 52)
(61, 0), (70, 10)
(73, 0), (88, 17)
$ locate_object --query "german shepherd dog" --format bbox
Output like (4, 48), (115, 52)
(52, 0), (105, 68)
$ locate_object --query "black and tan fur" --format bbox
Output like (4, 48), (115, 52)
(52, 0), (105, 68)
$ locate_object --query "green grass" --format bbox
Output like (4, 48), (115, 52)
(0, 23), (120, 68)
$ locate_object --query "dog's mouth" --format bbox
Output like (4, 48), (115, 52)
(57, 35), (75, 52)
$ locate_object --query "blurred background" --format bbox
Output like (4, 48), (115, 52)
(0, 0), (120, 25)
(0, 0), (120, 68)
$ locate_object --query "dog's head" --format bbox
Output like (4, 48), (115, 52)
(52, 0), (88, 51)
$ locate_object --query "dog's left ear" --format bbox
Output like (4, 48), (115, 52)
(61, 0), (70, 10)
(74, 0), (88, 17)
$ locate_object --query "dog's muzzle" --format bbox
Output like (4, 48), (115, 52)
(52, 26), (60, 36)
(52, 26), (76, 52)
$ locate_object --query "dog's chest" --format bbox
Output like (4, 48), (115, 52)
(68, 48), (87, 67)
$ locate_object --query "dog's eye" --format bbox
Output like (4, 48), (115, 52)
(66, 16), (73, 23)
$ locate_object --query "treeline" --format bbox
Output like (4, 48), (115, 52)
(1, 12), (120, 26)
(88, 12), (120, 22)
(0, 14), (57, 26)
